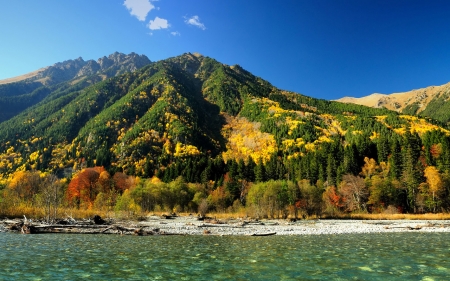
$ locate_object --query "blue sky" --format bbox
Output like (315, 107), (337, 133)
(1, 0), (450, 100)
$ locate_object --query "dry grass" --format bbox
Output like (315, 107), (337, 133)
(337, 81), (450, 114)
(337, 93), (388, 108)
(156, 211), (450, 221)
(0, 205), (45, 219)
(204, 211), (248, 220)
(322, 213), (450, 220)
(0, 206), (112, 220)
(0, 68), (45, 85)
(172, 211), (450, 221)
(147, 211), (249, 221)
(3, 205), (450, 221)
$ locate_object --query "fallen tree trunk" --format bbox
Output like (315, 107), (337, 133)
(3, 220), (182, 236)
(250, 232), (277, 236)
(1, 215), (159, 235)
(384, 226), (422, 230)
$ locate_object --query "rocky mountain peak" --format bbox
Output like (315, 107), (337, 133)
(37, 52), (152, 82)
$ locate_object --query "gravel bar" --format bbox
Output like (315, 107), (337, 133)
(2, 216), (450, 236)
(134, 216), (450, 236)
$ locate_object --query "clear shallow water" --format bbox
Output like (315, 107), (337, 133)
(0, 233), (449, 280)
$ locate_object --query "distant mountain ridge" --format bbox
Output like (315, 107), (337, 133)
(0, 52), (151, 86)
(0, 52), (151, 122)
(337, 82), (450, 123)
(36, 52), (151, 85)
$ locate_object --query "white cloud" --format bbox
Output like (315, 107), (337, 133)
(171, 31), (181, 36)
(148, 17), (170, 30)
(184, 15), (206, 30)
(123, 0), (155, 21)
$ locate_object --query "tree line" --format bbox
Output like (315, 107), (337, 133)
(2, 127), (450, 219)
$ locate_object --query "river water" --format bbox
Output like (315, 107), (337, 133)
(0, 233), (449, 280)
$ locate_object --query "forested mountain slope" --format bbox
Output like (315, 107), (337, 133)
(0, 52), (150, 122)
(1, 52), (450, 214)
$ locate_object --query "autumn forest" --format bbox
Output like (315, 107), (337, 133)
(1, 52), (450, 220)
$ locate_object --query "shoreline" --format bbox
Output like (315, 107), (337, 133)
(2, 216), (450, 235)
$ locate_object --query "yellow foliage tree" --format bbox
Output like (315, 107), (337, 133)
(423, 166), (443, 211)
(424, 166), (442, 194)
(361, 157), (378, 179)
(8, 170), (41, 202)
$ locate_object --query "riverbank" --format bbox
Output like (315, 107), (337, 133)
(2, 215), (450, 235)
(136, 216), (450, 235)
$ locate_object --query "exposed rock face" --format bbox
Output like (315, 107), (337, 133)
(77, 60), (101, 77)
(94, 52), (151, 77)
(107, 52), (151, 75)
(0, 52), (151, 86)
(98, 56), (113, 69)
(38, 57), (88, 84)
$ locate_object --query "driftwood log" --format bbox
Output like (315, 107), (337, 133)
(250, 232), (277, 236)
(383, 226), (423, 230)
(1, 215), (179, 236)
(6, 222), (175, 235)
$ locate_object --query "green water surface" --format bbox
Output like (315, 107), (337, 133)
(0, 233), (449, 280)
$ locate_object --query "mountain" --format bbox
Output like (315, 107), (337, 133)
(0, 52), (387, 174)
(337, 82), (450, 123)
(0, 52), (151, 122)
(3, 52), (450, 213)
(0, 53), (450, 212)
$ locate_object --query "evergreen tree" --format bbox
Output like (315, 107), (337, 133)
(326, 154), (337, 186)
(254, 158), (266, 182)
(400, 132), (423, 212)
(228, 159), (238, 182)
(377, 134), (389, 163)
(245, 156), (256, 182)
(343, 144), (359, 175)
(237, 158), (246, 180)
(265, 154), (278, 180)
(389, 138), (402, 179)
(276, 158), (286, 180)
(201, 159), (213, 184)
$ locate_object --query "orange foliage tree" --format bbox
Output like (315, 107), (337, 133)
(322, 185), (344, 214)
(430, 143), (443, 159)
(67, 167), (109, 208)
(112, 172), (133, 192)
